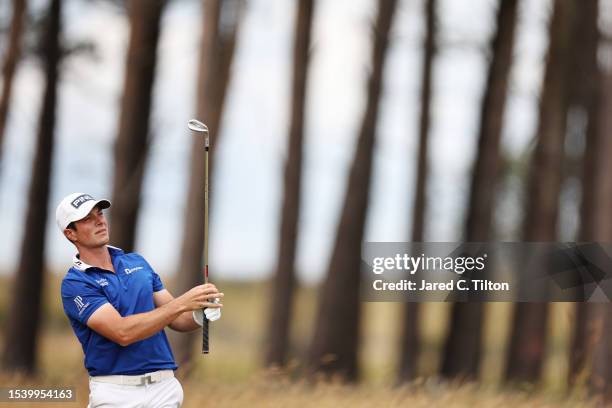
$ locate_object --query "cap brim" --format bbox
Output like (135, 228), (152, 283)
(96, 199), (111, 210)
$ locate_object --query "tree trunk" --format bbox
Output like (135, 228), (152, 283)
(398, 0), (437, 383)
(170, 0), (242, 371)
(307, 0), (398, 382)
(1, 0), (61, 375)
(265, 0), (314, 368)
(0, 0), (27, 164)
(110, 0), (166, 252)
(566, 0), (600, 386)
(505, 0), (575, 383)
(591, 303), (612, 403)
(441, 0), (519, 380)
(587, 70), (612, 402)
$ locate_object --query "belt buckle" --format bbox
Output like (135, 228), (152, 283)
(143, 371), (160, 384)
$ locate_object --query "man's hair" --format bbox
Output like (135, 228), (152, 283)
(65, 222), (77, 243)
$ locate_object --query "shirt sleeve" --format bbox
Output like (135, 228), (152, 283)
(137, 255), (165, 292)
(151, 269), (164, 292)
(61, 277), (109, 325)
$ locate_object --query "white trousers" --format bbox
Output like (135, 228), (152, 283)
(87, 376), (183, 407)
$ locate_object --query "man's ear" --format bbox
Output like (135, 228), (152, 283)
(64, 228), (77, 243)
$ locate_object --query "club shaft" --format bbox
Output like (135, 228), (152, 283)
(204, 146), (209, 284)
(202, 145), (210, 354)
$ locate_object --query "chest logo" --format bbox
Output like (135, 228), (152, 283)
(124, 266), (143, 275)
(96, 278), (109, 287)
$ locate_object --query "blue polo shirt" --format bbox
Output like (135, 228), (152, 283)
(61, 246), (177, 376)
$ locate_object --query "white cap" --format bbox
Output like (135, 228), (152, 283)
(55, 193), (111, 232)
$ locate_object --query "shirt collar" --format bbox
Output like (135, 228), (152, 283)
(72, 245), (124, 272)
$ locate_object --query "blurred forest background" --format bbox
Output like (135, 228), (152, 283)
(0, 0), (612, 406)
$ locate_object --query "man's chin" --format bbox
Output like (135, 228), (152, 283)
(80, 237), (109, 250)
(94, 235), (110, 246)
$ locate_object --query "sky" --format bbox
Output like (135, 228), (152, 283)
(0, 0), (552, 284)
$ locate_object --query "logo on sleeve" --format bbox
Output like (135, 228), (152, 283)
(124, 266), (143, 275)
(71, 194), (94, 209)
(74, 296), (90, 316)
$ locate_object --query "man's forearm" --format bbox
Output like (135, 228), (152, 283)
(118, 299), (186, 345)
(169, 310), (201, 332)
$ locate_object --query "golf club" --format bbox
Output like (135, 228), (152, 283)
(188, 118), (210, 354)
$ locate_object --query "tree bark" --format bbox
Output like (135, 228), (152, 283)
(1, 0), (61, 375)
(307, 0), (398, 382)
(505, 0), (575, 383)
(563, 0), (600, 386)
(110, 0), (166, 252)
(398, 0), (437, 383)
(170, 0), (242, 371)
(587, 70), (612, 402)
(441, 0), (519, 380)
(265, 0), (315, 368)
(590, 303), (612, 403)
(0, 0), (27, 164)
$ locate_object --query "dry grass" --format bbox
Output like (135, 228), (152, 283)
(0, 274), (600, 407)
(179, 377), (598, 408)
(0, 372), (599, 408)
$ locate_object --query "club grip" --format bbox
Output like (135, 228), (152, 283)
(202, 316), (209, 354)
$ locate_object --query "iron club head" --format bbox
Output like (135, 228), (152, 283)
(188, 119), (209, 133)
(188, 119), (209, 148)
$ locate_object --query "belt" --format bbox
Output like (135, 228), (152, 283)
(90, 370), (174, 386)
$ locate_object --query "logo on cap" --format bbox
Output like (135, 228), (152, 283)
(71, 194), (94, 209)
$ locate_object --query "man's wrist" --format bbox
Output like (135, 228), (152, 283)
(167, 298), (187, 315)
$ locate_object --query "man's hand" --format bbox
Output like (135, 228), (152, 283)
(193, 298), (221, 326)
(152, 283), (224, 332)
(175, 283), (224, 312)
(205, 298), (222, 321)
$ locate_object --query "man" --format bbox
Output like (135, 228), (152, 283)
(57, 192), (222, 408)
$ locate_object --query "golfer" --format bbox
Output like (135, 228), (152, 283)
(56, 192), (223, 408)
